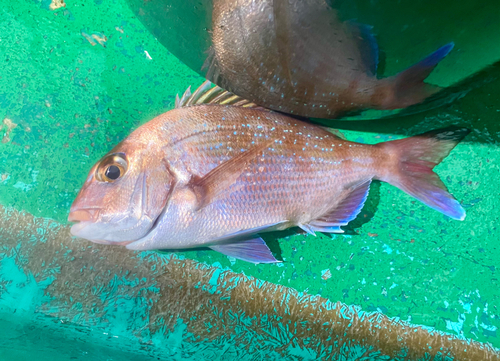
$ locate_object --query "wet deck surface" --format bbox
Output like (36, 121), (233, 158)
(0, 1), (499, 359)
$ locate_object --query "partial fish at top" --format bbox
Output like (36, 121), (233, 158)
(207, 0), (454, 119)
(68, 81), (470, 264)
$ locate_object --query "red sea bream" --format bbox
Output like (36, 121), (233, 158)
(208, 0), (455, 118)
(68, 83), (469, 263)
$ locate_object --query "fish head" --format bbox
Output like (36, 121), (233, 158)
(68, 139), (174, 245)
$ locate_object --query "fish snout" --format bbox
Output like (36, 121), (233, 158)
(68, 209), (96, 223)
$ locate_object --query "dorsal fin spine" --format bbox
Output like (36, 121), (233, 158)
(174, 80), (268, 110)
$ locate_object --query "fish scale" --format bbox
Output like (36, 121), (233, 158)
(69, 83), (469, 264)
(135, 106), (380, 243)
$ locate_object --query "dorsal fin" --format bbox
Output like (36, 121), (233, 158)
(175, 80), (266, 110)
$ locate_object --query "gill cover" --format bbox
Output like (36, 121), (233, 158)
(69, 147), (174, 243)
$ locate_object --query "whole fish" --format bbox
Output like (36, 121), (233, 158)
(207, 0), (453, 119)
(68, 82), (469, 263)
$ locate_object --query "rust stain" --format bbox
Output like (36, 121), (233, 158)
(321, 269), (332, 280)
(1, 118), (17, 143)
(0, 206), (498, 360)
(91, 34), (107, 47)
(81, 31), (107, 48)
(81, 31), (96, 46)
(49, 0), (65, 10)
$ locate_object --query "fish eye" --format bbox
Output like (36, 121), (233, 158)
(96, 153), (128, 183)
(105, 165), (121, 180)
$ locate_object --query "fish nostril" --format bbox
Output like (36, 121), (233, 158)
(68, 210), (92, 222)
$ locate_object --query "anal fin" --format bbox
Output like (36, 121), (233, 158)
(309, 180), (371, 233)
(297, 223), (317, 236)
(210, 237), (279, 264)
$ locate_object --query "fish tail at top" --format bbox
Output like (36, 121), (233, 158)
(376, 43), (455, 109)
(375, 126), (470, 220)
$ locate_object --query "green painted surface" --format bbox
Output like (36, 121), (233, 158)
(126, 0), (500, 121)
(0, 0), (499, 357)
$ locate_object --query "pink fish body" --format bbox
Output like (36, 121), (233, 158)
(69, 83), (468, 263)
(208, 0), (454, 118)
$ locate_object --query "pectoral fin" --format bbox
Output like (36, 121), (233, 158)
(189, 140), (273, 209)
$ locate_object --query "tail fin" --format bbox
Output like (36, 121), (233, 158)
(380, 43), (454, 109)
(377, 127), (470, 220)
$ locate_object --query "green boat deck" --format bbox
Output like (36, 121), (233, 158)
(0, 1), (499, 359)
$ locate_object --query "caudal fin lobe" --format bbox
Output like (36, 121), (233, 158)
(378, 127), (470, 220)
(381, 43), (454, 109)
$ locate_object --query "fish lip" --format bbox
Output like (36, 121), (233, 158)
(115, 239), (136, 246)
(69, 211), (159, 245)
(68, 207), (101, 223)
(69, 220), (135, 244)
(70, 221), (90, 237)
(87, 239), (135, 246)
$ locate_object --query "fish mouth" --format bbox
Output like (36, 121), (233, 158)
(68, 207), (101, 223)
(68, 210), (91, 222)
(88, 238), (136, 246)
(67, 176), (175, 247)
(69, 218), (144, 246)
(68, 205), (161, 246)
